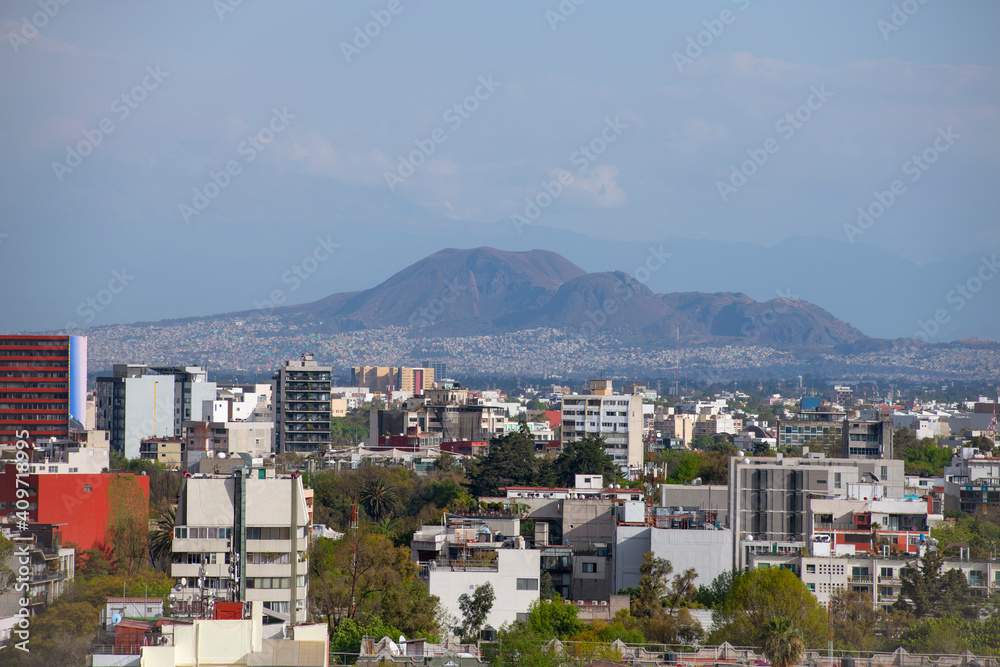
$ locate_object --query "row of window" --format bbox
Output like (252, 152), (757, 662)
(175, 527), (234, 540)
(246, 576), (306, 589)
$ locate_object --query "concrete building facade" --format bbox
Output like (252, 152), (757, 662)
(171, 470), (310, 624)
(561, 392), (643, 468)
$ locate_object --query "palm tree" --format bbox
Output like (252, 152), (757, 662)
(360, 478), (397, 521)
(761, 617), (804, 667)
(149, 507), (175, 572)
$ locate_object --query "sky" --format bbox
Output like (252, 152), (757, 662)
(0, 1), (998, 339)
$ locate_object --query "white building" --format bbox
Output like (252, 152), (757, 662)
(891, 411), (951, 440)
(171, 469), (309, 624)
(425, 548), (541, 629)
(561, 389), (643, 468)
(115, 601), (329, 667)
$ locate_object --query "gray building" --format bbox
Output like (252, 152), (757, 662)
(728, 454), (905, 569)
(842, 417), (894, 459)
(614, 521), (733, 595)
(96, 364), (215, 459)
(273, 355), (331, 454)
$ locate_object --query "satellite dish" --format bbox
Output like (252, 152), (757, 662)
(743, 457), (750, 464)
(111, 612), (122, 624)
(736, 450), (745, 457)
(399, 635), (406, 644)
(180, 577), (188, 587)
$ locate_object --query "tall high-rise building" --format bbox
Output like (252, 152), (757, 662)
(274, 355), (331, 454)
(95, 364), (215, 459)
(0, 335), (87, 445)
(562, 380), (644, 468)
(351, 365), (435, 395)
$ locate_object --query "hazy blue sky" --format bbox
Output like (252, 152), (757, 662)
(1, 1), (998, 336)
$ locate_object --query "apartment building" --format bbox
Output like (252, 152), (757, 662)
(370, 387), (507, 444)
(943, 450), (1000, 513)
(0, 524), (75, 621)
(777, 409), (846, 448)
(351, 366), (435, 395)
(96, 364), (215, 459)
(171, 468), (310, 624)
(728, 454), (905, 569)
(0, 334), (87, 445)
(842, 417), (894, 459)
(561, 381), (643, 467)
(273, 355), (331, 454)
(749, 551), (999, 609)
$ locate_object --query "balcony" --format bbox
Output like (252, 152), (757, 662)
(849, 575), (874, 584)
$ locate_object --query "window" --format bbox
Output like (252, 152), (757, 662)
(881, 567), (893, 578)
(582, 562), (597, 573)
(174, 527), (188, 539)
(806, 564), (816, 574)
(516, 613), (529, 622)
(247, 527), (290, 540)
(516, 578), (538, 590)
(834, 473), (841, 489)
(807, 583), (815, 592)
(83, 484), (92, 493)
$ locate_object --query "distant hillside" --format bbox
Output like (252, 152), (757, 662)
(264, 247), (870, 347)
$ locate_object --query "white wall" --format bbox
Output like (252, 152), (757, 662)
(614, 525), (733, 593)
(428, 549), (540, 630)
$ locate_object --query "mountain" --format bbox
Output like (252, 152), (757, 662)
(271, 247), (870, 347)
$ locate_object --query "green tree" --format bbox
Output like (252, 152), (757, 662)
(329, 616), (400, 661)
(360, 478), (398, 521)
(468, 432), (537, 497)
(457, 582), (494, 642)
(525, 598), (583, 640)
(632, 551), (672, 619)
(0, 535), (15, 594)
(104, 474), (149, 577)
(709, 567), (828, 648)
(492, 621), (568, 667)
(894, 549), (976, 620)
(550, 436), (617, 487)
(830, 589), (884, 651)
(148, 506), (175, 573)
(696, 569), (737, 608)
(760, 617), (804, 667)
(308, 532), (441, 638)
